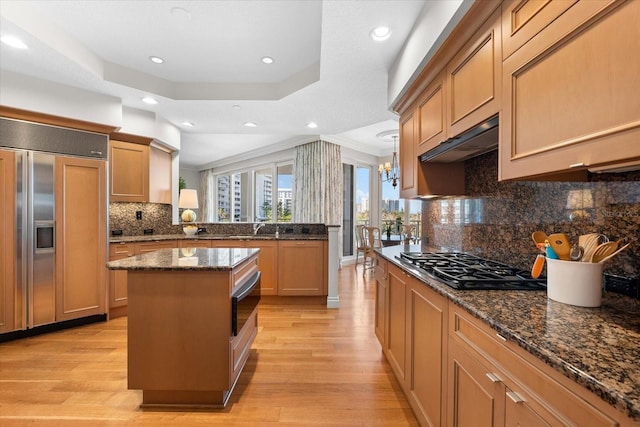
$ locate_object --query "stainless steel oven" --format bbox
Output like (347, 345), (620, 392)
(231, 271), (261, 336)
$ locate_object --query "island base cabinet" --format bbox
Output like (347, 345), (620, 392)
(127, 264), (257, 408)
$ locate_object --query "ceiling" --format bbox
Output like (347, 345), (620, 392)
(0, 0), (438, 169)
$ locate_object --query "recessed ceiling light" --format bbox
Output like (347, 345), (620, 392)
(233, 105), (241, 110)
(370, 26), (391, 41)
(149, 56), (164, 64)
(1, 35), (28, 49)
(142, 96), (158, 105)
(181, 121), (194, 127)
(307, 122), (318, 129)
(171, 6), (191, 20)
(244, 122), (257, 128)
(261, 56), (274, 64)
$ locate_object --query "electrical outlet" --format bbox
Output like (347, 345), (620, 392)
(136, 211), (142, 220)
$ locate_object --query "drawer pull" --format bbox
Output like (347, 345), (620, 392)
(485, 372), (501, 383)
(569, 162), (586, 168)
(496, 333), (507, 341)
(506, 391), (525, 404)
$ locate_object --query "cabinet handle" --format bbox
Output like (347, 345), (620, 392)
(496, 333), (507, 341)
(485, 372), (501, 383)
(90, 150), (103, 155)
(506, 391), (525, 404)
(569, 162), (586, 168)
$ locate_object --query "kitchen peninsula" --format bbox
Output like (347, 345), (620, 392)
(107, 247), (260, 408)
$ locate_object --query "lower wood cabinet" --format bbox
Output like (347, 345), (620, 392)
(277, 240), (326, 296)
(378, 262), (632, 426)
(0, 149), (16, 334)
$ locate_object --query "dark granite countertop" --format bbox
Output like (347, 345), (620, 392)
(109, 233), (327, 243)
(377, 245), (640, 420)
(106, 247), (260, 271)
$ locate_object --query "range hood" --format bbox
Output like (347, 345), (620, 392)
(420, 116), (499, 163)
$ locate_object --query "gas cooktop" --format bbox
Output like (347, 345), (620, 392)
(397, 252), (546, 290)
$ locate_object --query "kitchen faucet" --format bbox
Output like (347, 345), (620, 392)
(253, 222), (266, 235)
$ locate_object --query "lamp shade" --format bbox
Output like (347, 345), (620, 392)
(178, 189), (199, 209)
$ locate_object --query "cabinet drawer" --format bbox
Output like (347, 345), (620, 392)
(450, 305), (618, 427)
(230, 307), (258, 386)
(134, 240), (177, 254)
(109, 242), (135, 258)
(374, 255), (388, 284)
(231, 255), (259, 296)
(178, 239), (210, 248)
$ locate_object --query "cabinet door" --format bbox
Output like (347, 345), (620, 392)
(447, 7), (501, 137)
(0, 149), (16, 333)
(109, 140), (149, 202)
(399, 110), (417, 198)
(374, 256), (388, 345)
(386, 265), (407, 384)
(500, 0), (640, 180)
(407, 282), (447, 427)
(108, 243), (134, 310)
(278, 240), (325, 296)
(55, 156), (106, 321)
(210, 239), (245, 248)
(447, 340), (505, 427)
(501, 0), (578, 59)
(148, 145), (172, 204)
(247, 240), (278, 296)
(417, 72), (447, 155)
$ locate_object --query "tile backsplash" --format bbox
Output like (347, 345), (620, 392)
(421, 151), (639, 280)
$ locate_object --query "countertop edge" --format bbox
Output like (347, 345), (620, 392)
(110, 234), (328, 243)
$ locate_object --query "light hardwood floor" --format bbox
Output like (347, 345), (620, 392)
(0, 266), (418, 426)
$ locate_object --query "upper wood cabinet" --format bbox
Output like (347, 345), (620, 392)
(501, 0), (579, 60)
(446, 6), (502, 138)
(399, 110), (417, 198)
(416, 71), (447, 155)
(500, 0), (640, 180)
(109, 138), (172, 203)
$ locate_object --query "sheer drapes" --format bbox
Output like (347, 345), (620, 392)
(199, 169), (214, 222)
(292, 140), (343, 226)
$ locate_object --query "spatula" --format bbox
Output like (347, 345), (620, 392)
(547, 233), (571, 261)
(590, 241), (619, 263)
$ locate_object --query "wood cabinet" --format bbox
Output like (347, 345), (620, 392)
(108, 242), (134, 318)
(374, 255), (388, 345)
(0, 149), (16, 333)
(501, 0), (578, 60)
(399, 110), (465, 199)
(448, 303), (620, 427)
(210, 239), (278, 296)
(126, 253), (259, 408)
(109, 138), (172, 203)
(178, 239), (211, 248)
(446, 6), (501, 138)
(135, 240), (177, 254)
(500, 0), (640, 180)
(406, 278), (448, 427)
(385, 264), (408, 383)
(416, 72), (447, 155)
(55, 155), (106, 322)
(278, 240), (326, 296)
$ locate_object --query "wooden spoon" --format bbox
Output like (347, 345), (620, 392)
(590, 241), (619, 263)
(596, 243), (630, 263)
(532, 231), (548, 250)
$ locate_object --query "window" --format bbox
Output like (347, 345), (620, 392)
(343, 164), (371, 257)
(213, 163), (293, 223)
(277, 164), (293, 222)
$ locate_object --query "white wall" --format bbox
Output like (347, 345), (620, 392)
(0, 70), (121, 126)
(387, 0), (472, 108)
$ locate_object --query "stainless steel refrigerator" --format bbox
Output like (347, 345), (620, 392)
(1, 117), (108, 333)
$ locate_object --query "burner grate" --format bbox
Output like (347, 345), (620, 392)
(397, 252), (546, 290)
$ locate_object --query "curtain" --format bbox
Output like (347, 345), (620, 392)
(292, 140), (343, 227)
(199, 169), (214, 222)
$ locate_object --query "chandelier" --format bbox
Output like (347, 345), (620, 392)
(378, 131), (400, 188)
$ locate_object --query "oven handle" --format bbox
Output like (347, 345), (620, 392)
(233, 271), (261, 300)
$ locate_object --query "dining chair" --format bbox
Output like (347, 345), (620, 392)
(362, 226), (382, 276)
(354, 224), (366, 270)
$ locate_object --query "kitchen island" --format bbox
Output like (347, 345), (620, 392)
(107, 247), (260, 408)
(376, 245), (640, 425)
